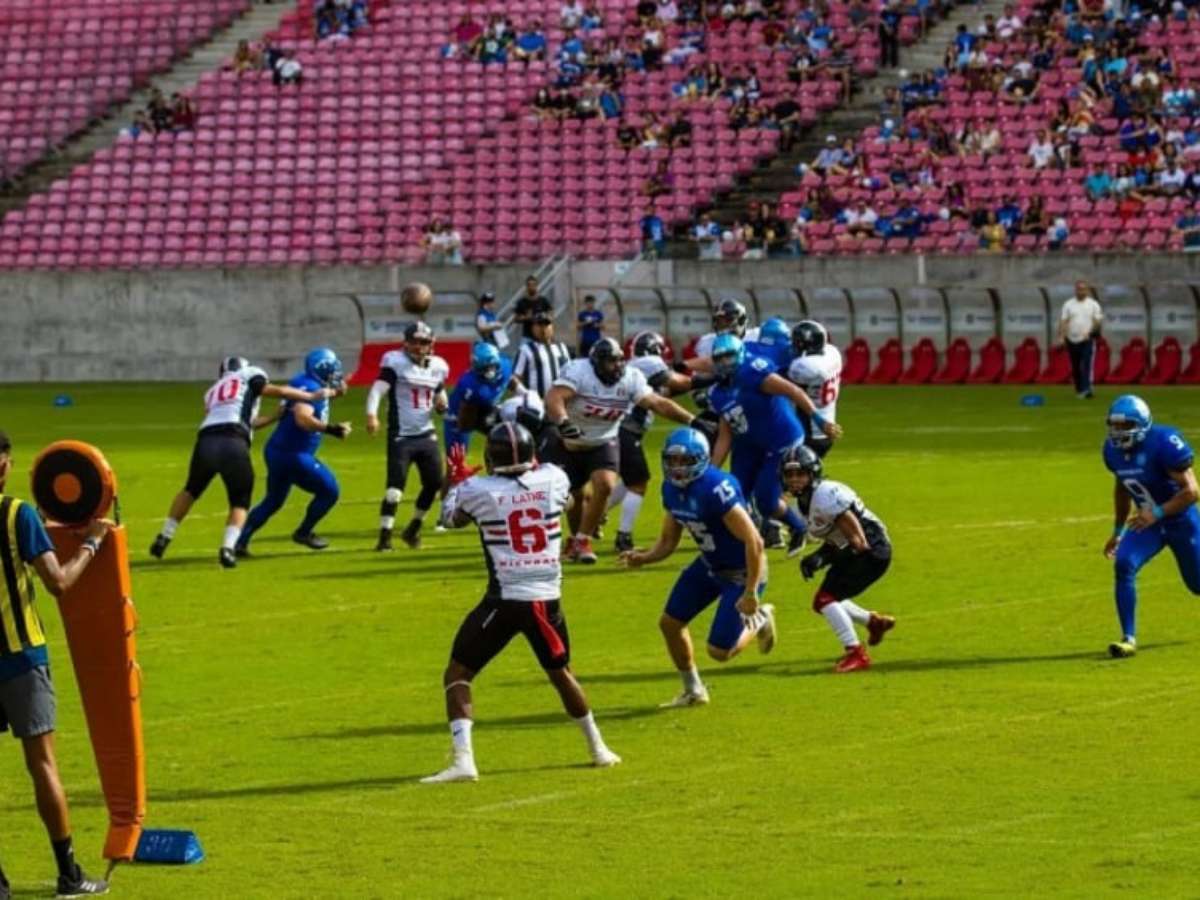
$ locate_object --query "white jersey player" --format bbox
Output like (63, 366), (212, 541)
(779, 445), (895, 674)
(544, 337), (712, 564)
(787, 320), (842, 457)
(421, 422), (620, 784)
(150, 356), (329, 569)
(689, 297), (759, 362)
(366, 321), (450, 550)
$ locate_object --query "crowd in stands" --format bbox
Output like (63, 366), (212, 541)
(314, 0), (370, 41)
(122, 89), (198, 138)
(421, 220), (465, 265)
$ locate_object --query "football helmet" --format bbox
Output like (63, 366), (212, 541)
(405, 320), (434, 364)
(712, 298), (749, 337)
(632, 331), (667, 359)
(757, 317), (791, 349)
(304, 347), (343, 386)
(471, 342), (503, 384)
(779, 443), (823, 496)
(590, 337), (627, 386)
(219, 356), (248, 376)
(662, 427), (710, 487)
(1107, 395), (1152, 450)
(711, 333), (745, 380)
(500, 392), (546, 435)
(485, 421), (536, 476)
(791, 320), (828, 357)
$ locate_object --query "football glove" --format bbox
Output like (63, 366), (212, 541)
(324, 422), (351, 439)
(689, 416), (719, 445)
(555, 419), (584, 441)
(799, 547), (831, 580)
(446, 444), (482, 487)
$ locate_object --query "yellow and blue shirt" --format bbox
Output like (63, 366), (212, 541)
(0, 495), (52, 682)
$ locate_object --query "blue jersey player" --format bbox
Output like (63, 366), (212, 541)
(236, 348), (352, 555)
(744, 316), (793, 371)
(620, 428), (774, 707)
(708, 333), (843, 557)
(1101, 395), (1200, 658)
(443, 343), (517, 455)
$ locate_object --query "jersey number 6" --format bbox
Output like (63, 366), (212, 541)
(507, 508), (548, 554)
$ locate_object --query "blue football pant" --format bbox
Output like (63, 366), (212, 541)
(664, 557), (766, 651)
(732, 445), (807, 534)
(238, 450), (340, 547)
(1113, 507), (1200, 639)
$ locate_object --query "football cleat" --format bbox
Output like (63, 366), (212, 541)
(1108, 639), (1137, 659)
(218, 547), (237, 569)
(55, 865), (109, 898)
(659, 686), (710, 708)
(292, 531), (329, 550)
(756, 603), (777, 654)
(420, 754), (479, 784)
(785, 528), (807, 558)
(562, 535), (579, 562)
(867, 612), (896, 646)
(375, 528), (394, 552)
(763, 521), (785, 550)
(233, 544), (251, 559)
(834, 644), (871, 673)
(591, 745), (622, 768)
(575, 535), (598, 564)
(401, 519), (422, 549)
(149, 535), (169, 559)
(614, 531), (634, 553)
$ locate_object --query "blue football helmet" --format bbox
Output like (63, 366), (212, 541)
(304, 347), (343, 386)
(757, 317), (791, 348)
(471, 342), (503, 384)
(1107, 394), (1152, 450)
(711, 333), (745, 380)
(662, 427), (710, 487)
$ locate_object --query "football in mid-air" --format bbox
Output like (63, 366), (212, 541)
(401, 281), (433, 315)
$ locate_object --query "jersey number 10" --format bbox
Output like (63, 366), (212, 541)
(205, 377), (239, 409)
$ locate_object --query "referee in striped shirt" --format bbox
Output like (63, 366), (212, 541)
(514, 312), (572, 399)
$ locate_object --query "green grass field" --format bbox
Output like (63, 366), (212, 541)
(2, 383), (1199, 899)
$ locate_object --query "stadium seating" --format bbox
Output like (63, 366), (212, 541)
(1002, 337), (1041, 383)
(865, 338), (902, 384)
(0, 1), (249, 184)
(1177, 340), (1200, 384)
(1035, 343), (1071, 384)
(1092, 335), (1112, 384)
(1143, 336), (1183, 384)
(898, 337), (937, 383)
(931, 336), (971, 383)
(842, 338), (871, 384)
(1106, 336), (1148, 384)
(966, 337), (1005, 384)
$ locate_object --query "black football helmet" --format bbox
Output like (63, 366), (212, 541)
(632, 331), (666, 358)
(778, 443), (823, 496)
(712, 298), (749, 338)
(485, 421), (536, 476)
(219, 356), (248, 376)
(791, 320), (828, 357)
(589, 337), (626, 386)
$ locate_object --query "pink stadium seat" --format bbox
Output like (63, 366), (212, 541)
(898, 338), (938, 384)
(967, 338), (1006, 384)
(841, 339), (871, 385)
(865, 339), (903, 385)
(1036, 344), (1072, 384)
(1177, 341), (1200, 385)
(1106, 338), (1149, 385)
(932, 337), (972, 384)
(1002, 338), (1042, 384)
(1143, 337), (1183, 385)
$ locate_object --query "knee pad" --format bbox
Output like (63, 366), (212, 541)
(812, 591), (838, 613)
(385, 487), (403, 505)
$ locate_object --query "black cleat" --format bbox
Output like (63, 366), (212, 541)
(401, 519), (422, 549)
(218, 547), (237, 569)
(149, 534), (170, 559)
(763, 520), (785, 550)
(786, 528), (807, 559)
(375, 528), (394, 552)
(234, 544), (251, 559)
(56, 865), (109, 897)
(615, 531), (634, 553)
(292, 531), (329, 550)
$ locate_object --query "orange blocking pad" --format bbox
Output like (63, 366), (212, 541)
(47, 521), (146, 862)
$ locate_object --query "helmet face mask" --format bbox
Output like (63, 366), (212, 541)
(220, 356), (248, 376)
(589, 337), (627, 386)
(405, 321), (434, 365)
(485, 422), (536, 475)
(711, 333), (745, 380)
(305, 347), (342, 386)
(633, 331), (666, 358)
(662, 428), (710, 487)
(713, 299), (749, 338)
(1107, 394), (1152, 450)
(779, 444), (823, 497)
(472, 342), (503, 384)
(791, 320), (827, 357)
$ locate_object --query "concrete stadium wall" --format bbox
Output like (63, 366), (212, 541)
(2, 253), (1200, 381)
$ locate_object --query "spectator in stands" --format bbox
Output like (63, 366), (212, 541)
(617, 122), (640, 151)
(553, 87), (579, 119)
(599, 84), (624, 119)
(1112, 163), (1140, 198)
(768, 97), (804, 153)
(641, 205), (667, 258)
(272, 49), (303, 86)
(1085, 167), (1114, 200)
(476, 293), (504, 346)
(574, 82), (601, 120)
(170, 93), (198, 132)
(1157, 159), (1189, 196)
(1184, 166), (1200, 199)
(812, 183), (841, 220)
(120, 111), (153, 140)
(1028, 129), (1055, 169)
(581, 4), (605, 30)
(636, 0), (657, 24)
(644, 160), (675, 198)
(996, 4), (1022, 39)
(561, 0), (585, 30)
(1117, 192), (1144, 225)
(665, 114), (693, 148)
(692, 212), (723, 260)
(449, 12), (483, 58)
(809, 135), (843, 175)
(787, 49), (818, 85)
(1004, 60), (1040, 101)
(702, 61), (725, 99)
(514, 278), (553, 340)
(996, 196), (1023, 237)
(477, 16), (513, 64)
(1176, 210), (1200, 252)
(641, 18), (666, 70)
(147, 89), (174, 133)
(878, 0), (901, 68)
(978, 211), (1008, 252)
(1021, 197), (1049, 237)
(847, 0), (872, 29)
(513, 20), (548, 63)
(1047, 217), (1070, 251)
(1162, 77), (1198, 118)
(232, 40), (262, 76)
(422, 221), (464, 265)
(533, 88), (555, 120)
(841, 201), (878, 239)
(728, 98), (761, 130)
(315, 3), (349, 41)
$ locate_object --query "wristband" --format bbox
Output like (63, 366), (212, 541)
(1112, 524), (1126, 538)
(82, 537), (101, 556)
(324, 423), (344, 437)
(811, 412), (827, 429)
(1151, 503), (1164, 521)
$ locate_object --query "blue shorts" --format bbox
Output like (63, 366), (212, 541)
(664, 556), (766, 650)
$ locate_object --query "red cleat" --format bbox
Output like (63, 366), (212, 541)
(834, 644), (871, 673)
(575, 535), (598, 564)
(867, 612), (895, 647)
(561, 536), (579, 562)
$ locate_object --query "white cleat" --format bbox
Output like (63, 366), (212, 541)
(435, 524), (447, 533)
(420, 755), (479, 784)
(659, 686), (710, 708)
(756, 603), (777, 655)
(591, 745), (622, 767)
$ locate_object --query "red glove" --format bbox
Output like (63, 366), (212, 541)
(446, 444), (482, 486)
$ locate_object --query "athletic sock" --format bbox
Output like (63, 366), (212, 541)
(821, 603), (860, 648)
(574, 710), (604, 751)
(681, 665), (704, 693)
(380, 516), (395, 531)
(450, 718), (474, 755)
(412, 507), (429, 522)
(781, 507), (806, 533)
(221, 525), (241, 551)
(619, 491), (643, 534)
(51, 836), (76, 879)
(840, 600), (871, 624)
(608, 484), (627, 510)
(160, 517), (179, 539)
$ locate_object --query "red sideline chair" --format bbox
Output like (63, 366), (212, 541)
(349, 342), (401, 386)
(899, 338), (938, 384)
(932, 337), (971, 384)
(1036, 343), (1072, 384)
(1143, 336), (1183, 384)
(1002, 337), (1042, 383)
(1093, 335), (1112, 383)
(842, 338), (871, 384)
(967, 337), (1005, 384)
(1106, 337), (1149, 384)
(866, 338), (903, 384)
(1178, 340), (1200, 384)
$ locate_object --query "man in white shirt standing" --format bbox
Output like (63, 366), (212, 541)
(1056, 280), (1104, 399)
